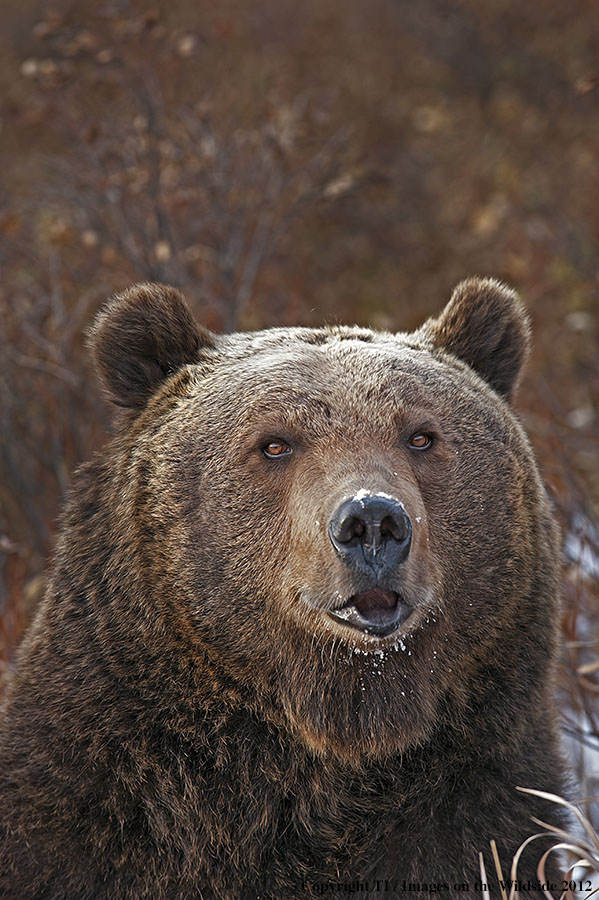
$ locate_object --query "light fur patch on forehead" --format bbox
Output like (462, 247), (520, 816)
(193, 340), (449, 442)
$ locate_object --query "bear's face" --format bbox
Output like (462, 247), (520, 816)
(90, 279), (557, 762)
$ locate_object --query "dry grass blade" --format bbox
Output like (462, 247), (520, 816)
(480, 851), (493, 900)
(481, 790), (599, 900)
(516, 787), (599, 854)
(563, 860), (599, 900)
(507, 832), (547, 900)
(478, 790), (599, 898)
(529, 816), (597, 848)
(534, 842), (594, 899)
(491, 839), (508, 900)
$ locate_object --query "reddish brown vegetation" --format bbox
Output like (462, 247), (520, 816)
(0, 0), (597, 828)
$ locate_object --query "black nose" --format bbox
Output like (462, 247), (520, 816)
(328, 493), (412, 577)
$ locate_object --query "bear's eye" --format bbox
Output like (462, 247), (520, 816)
(408, 432), (433, 451)
(262, 440), (293, 459)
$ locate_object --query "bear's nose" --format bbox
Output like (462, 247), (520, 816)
(328, 493), (412, 577)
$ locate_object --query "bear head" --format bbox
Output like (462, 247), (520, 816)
(88, 278), (559, 764)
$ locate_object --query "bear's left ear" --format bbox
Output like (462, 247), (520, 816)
(89, 282), (215, 409)
(423, 277), (530, 399)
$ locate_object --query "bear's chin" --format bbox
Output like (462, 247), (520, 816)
(266, 619), (441, 764)
(278, 671), (439, 764)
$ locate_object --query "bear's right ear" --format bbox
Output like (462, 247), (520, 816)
(422, 277), (530, 400)
(89, 283), (215, 409)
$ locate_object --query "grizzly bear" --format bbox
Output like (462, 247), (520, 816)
(0, 278), (566, 899)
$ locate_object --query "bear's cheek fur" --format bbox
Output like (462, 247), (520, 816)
(153, 432), (296, 662)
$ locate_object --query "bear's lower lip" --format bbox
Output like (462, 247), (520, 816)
(328, 588), (413, 637)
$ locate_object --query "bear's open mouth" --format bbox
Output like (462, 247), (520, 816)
(328, 588), (413, 637)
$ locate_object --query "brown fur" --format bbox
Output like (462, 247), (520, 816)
(0, 278), (566, 898)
